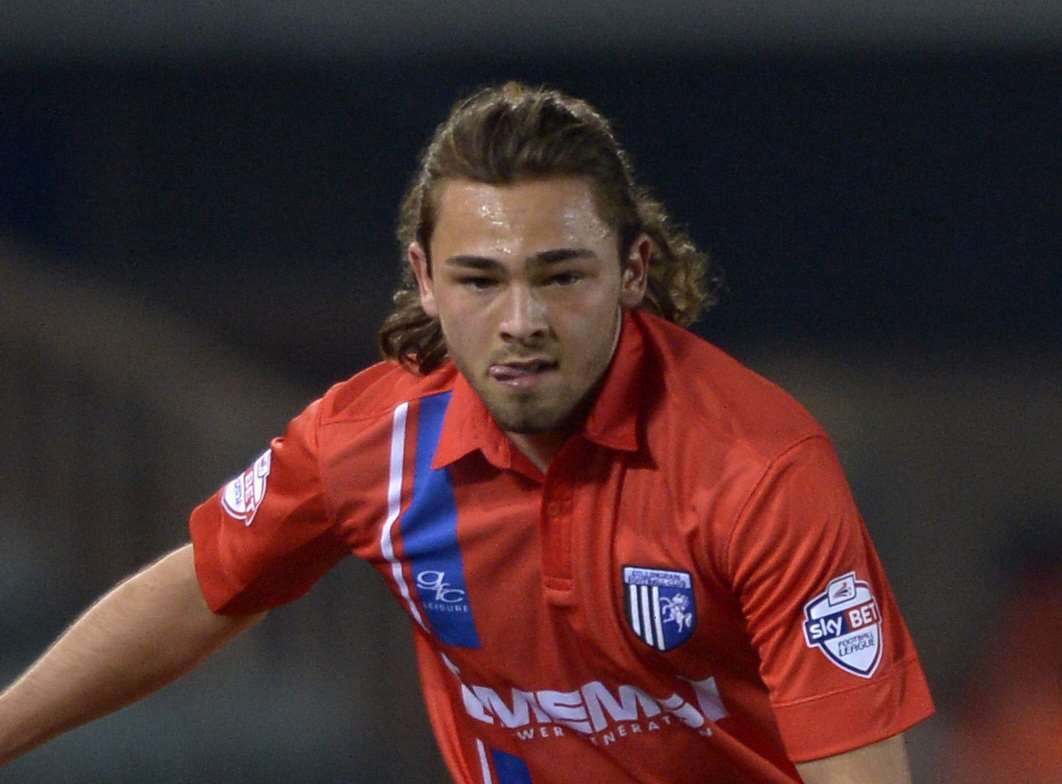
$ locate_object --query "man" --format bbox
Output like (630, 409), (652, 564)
(0, 82), (933, 782)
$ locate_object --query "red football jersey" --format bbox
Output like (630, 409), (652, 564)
(190, 309), (933, 782)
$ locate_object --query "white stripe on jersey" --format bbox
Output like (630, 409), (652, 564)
(651, 585), (666, 651)
(476, 739), (493, 784)
(629, 585), (641, 636)
(380, 402), (426, 630)
(639, 585), (654, 647)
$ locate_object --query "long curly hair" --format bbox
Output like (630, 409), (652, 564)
(378, 81), (722, 374)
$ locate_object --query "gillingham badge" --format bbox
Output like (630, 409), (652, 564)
(623, 566), (696, 651)
(802, 571), (883, 678)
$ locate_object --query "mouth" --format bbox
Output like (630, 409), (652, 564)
(488, 358), (558, 388)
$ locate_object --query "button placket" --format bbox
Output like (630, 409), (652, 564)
(541, 471), (574, 588)
(538, 440), (592, 603)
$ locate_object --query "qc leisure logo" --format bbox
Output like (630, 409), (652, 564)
(415, 569), (470, 613)
(803, 571), (883, 677)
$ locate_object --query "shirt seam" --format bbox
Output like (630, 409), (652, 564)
(309, 397), (341, 527)
(769, 653), (924, 709)
(318, 383), (456, 428)
(721, 432), (830, 586)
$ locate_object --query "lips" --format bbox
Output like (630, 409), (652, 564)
(488, 358), (558, 386)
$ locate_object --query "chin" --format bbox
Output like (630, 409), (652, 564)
(491, 400), (586, 436)
(492, 414), (559, 435)
(486, 402), (567, 435)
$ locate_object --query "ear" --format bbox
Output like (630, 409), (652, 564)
(407, 242), (439, 318)
(620, 233), (650, 308)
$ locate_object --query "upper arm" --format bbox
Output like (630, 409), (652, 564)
(795, 733), (911, 784)
(725, 437), (934, 759)
(148, 543), (267, 634)
(188, 397), (347, 615)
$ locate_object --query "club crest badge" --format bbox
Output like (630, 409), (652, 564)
(220, 448), (271, 526)
(623, 566), (696, 651)
(803, 571), (883, 678)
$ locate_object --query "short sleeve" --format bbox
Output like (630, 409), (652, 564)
(726, 435), (934, 762)
(189, 398), (349, 615)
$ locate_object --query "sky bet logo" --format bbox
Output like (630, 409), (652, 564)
(220, 449), (271, 527)
(803, 572), (883, 677)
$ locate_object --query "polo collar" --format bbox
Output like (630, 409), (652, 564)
(432, 309), (647, 471)
(432, 369), (514, 470)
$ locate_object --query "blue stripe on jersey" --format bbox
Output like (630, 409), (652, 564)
(401, 392), (481, 648)
(491, 749), (533, 784)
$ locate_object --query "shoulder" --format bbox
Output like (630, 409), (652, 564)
(317, 360), (459, 426)
(633, 310), (824, 463)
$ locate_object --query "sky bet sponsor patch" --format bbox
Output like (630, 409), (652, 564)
(220, 448), (271, 526)
(802, 571), (882, 677)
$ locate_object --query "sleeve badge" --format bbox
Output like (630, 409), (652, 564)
(802, 571), (883, 677)
(220, 448), (272, 526)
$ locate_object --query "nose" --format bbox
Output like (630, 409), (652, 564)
(498, 283), (548, 344)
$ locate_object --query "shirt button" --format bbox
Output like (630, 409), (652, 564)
(547, 502), (561, 517)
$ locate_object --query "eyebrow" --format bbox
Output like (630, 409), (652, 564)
(443, 248), (598, 269)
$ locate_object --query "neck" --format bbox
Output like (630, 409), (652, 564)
(507, 308), (625, 473)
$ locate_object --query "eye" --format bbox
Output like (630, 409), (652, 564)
(459, 276), (497, 291)
(546, 272), (582, 287)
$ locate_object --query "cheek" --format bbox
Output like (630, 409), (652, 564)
(437, 304), (482, 357)
(566, 307), (619, 373)
(437, 313), (461, 349)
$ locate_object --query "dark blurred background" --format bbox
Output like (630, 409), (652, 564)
(2, 3), (1060, 782)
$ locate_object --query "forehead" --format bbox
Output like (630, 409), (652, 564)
(430, 177), (614, 256)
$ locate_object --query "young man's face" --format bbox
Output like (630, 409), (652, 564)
(409, 177), (648, 440)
